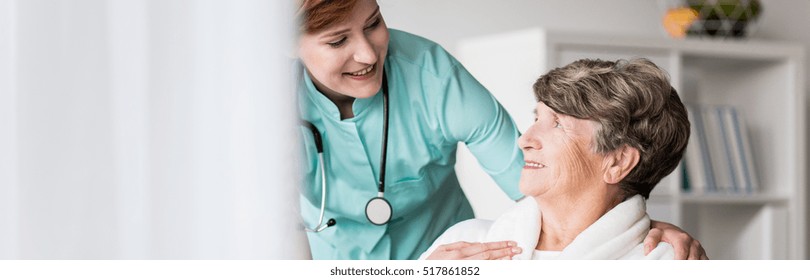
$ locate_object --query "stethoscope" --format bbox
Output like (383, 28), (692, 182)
(302, 71), (392, 232)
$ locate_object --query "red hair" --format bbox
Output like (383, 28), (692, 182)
(297, 0), (358, 34)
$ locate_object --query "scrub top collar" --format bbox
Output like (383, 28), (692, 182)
(301, 68), (384, 122)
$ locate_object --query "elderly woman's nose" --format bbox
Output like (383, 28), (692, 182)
(519, 128), (541, 150)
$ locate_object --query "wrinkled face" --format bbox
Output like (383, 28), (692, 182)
(297, 0), (389, 101)
(518, 102), (606, 199)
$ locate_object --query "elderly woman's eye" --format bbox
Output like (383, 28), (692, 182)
(554, 120), (562, 128)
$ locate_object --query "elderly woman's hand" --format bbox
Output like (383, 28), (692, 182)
(645, 220), (708, 260)
(426, 241), (522, 260)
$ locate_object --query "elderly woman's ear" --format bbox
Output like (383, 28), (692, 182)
(602, 145), (640, 184)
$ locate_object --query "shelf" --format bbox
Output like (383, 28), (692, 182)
(680, 193), (789, 205)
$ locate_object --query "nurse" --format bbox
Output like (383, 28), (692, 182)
(296, 0), (705, 260)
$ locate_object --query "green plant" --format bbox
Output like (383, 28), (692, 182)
(686, 0), (762, 37)
(688, 0), (761, 20)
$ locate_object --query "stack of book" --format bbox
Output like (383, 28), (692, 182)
(682, 104), (758, 194)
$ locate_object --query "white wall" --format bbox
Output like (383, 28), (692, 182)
(380, 0), (663, 53)
(379, 0), (809, 82)
(378, 0), (810, 257)
(0, 0), (20, 259)
(0, 0), (309, 259)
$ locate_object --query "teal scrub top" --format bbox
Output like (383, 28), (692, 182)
(298, 29), (524, 260)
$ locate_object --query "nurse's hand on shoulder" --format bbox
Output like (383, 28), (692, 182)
(426, 241), (522, 260)
(645, 220), (709, 260)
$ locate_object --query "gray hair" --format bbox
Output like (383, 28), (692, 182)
(532, 58), (690, 199)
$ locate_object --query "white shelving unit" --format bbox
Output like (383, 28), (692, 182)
(454, 28), (805, 259)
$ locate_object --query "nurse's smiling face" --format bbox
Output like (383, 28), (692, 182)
(298, 0), (389, 102)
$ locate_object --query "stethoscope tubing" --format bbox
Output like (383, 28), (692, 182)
(377, 72), (389, 194)
(303, 122), (331, 233)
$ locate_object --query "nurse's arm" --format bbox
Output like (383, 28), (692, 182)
(425, 241), (521, 260)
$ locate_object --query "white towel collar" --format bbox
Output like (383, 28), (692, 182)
(485, 195), (650, 260)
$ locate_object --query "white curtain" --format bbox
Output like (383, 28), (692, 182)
(0, 0), (309, 259)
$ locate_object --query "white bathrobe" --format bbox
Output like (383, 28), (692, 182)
(419, 195), (674, 260)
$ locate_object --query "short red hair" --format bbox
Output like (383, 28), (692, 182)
(297, 0), (358, 34)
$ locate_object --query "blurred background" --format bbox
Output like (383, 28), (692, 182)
(1, 0), (808, 259)
(0, 0), (308, 259)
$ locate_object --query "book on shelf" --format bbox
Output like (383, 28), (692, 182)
(702, 106), (735, 193)
(721, 106), (758, 193)
(683, 105), (714, 194)
(681, 104), (758, 195)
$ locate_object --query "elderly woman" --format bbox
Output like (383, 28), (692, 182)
(420, 58), (693, 260)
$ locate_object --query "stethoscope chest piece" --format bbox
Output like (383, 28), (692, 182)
(365, 196), (392, 225)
